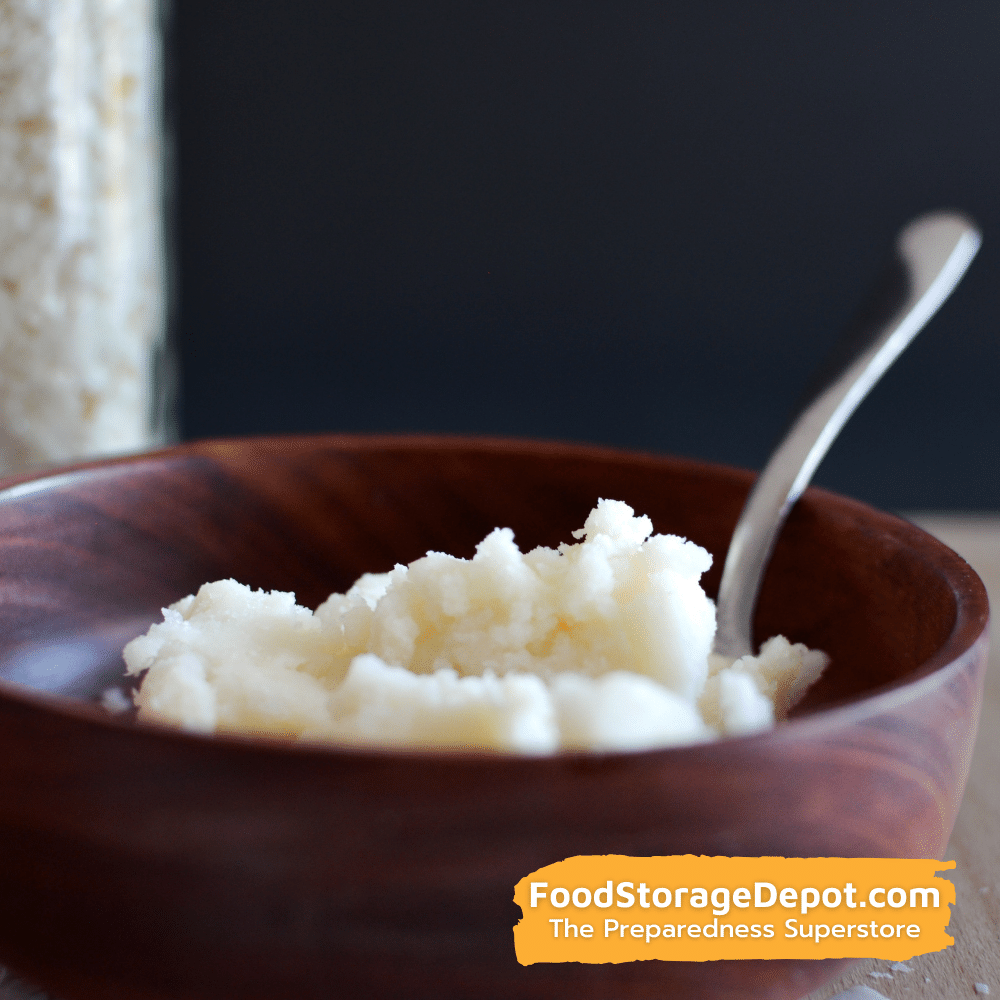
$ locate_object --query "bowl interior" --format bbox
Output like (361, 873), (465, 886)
(0, 434), (980, 722)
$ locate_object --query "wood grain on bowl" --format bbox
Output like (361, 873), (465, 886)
(0, 435), (988, 1000)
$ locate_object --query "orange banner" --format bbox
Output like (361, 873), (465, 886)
(513, 856), (955, 965)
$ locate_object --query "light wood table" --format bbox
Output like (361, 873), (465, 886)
(806, 515), (1000, 1000)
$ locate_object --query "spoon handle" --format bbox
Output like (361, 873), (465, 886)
(713, 211), (982, 660)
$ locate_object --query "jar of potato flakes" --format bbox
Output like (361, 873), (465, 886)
(0, 0), (171, 473)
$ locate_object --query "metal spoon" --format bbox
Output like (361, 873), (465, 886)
(714, 211), (982, 660)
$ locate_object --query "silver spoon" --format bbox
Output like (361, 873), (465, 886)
(714, 211), (982, 660)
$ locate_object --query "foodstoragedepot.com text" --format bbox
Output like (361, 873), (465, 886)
(530, 880), (940, 944)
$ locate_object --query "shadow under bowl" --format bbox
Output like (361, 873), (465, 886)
(0, 434), (988, 1000)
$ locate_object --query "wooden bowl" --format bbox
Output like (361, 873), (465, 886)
(0, 434), (988, 1000)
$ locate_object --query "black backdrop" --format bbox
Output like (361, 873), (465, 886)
(174, 2), (1000, 511)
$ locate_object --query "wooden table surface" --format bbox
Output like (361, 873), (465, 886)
(0, 515), (996, 1000)
(805, 515), (1000, 1000)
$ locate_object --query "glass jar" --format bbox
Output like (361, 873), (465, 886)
(0, 0), (171, 473)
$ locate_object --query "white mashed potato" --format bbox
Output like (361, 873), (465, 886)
(123, 500), (827, 753)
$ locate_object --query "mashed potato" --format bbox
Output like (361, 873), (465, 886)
(123, 500), (827, 753)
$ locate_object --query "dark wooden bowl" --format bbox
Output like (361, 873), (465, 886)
(0, 435), (988, 1000)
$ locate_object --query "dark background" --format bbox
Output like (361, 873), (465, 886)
(173, 1), (1000, 511)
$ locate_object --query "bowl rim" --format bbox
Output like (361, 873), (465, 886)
(0, 431), (989, 766)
